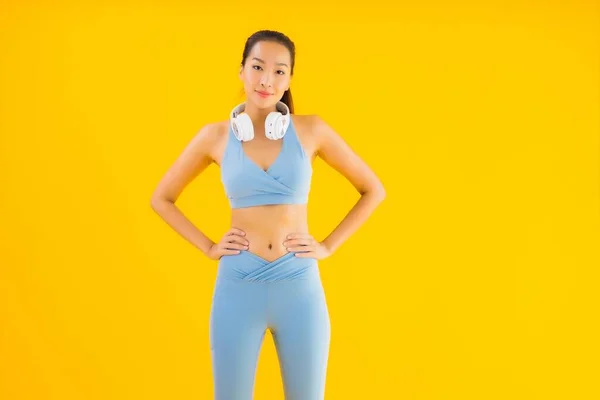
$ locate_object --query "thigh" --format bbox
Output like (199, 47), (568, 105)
(268, 277), (331, 400)
(210, 277), (268, 400)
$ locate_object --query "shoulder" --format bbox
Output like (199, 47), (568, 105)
(184, 120), (229, 162)
(294, 114), (359, 164)
(290, 114), (326, 158)
(198, 120), (231, 148)
(294, 113), (335, 130)
(291, 114), (337, 146)
(291, 113), (321, 128)
(290, 113), (330, 140)
(197, 120), (229, 142)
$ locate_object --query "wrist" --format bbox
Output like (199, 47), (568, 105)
(201, 240), (216, 255)
(321, 240), (335, 256)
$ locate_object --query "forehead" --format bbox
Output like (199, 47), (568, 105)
(249, 41), (290, 64)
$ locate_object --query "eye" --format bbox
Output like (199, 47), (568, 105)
(253, 65), (285, 75)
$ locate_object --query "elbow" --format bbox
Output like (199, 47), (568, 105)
(374, 184), (386, 202)
(372, 179), (386, 202)
(150, 196), (161, 211)
(150, 194), (171, 211)
(360, 183), (386, 202)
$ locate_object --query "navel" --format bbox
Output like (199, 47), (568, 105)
(268, 243), (272, 250)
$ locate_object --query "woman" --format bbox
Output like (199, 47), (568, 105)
(151, 30), (385, 400)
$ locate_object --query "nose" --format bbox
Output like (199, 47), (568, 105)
(260, 72), (273, 88)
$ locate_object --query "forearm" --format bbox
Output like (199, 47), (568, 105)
(321, 188), (385, 254)
(150, 198), (215, 255)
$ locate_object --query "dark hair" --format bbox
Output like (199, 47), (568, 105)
(240, 30), (296, 114)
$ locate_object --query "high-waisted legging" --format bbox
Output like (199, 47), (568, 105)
(209, 250), (331, 400)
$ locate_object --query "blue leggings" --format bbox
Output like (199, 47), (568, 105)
(209, 250), (331, 400)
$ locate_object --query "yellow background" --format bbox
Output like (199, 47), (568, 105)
(1, 1), (598, 399)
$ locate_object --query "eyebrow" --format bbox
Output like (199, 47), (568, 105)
(252, 57), (289, 68)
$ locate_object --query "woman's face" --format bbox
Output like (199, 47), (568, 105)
(239, 40), (292, 108)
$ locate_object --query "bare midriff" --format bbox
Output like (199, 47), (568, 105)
(230, 204), (309, 262)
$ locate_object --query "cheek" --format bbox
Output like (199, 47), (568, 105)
(243, 79), (258, 91)
(276, 78), (290, 90)
(242, 77), (253, 87)
(242, 70), (257, 84)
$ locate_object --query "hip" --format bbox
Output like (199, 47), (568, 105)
(216, 249), (320, 284)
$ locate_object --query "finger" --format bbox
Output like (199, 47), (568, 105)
(288, 244), (315, 252)
(226, 235), (249, 246)
(223, 242), (248, 250)
(222, 249), (241, 255)
(228, 228), (246, 237)
(286, 233), (312, 240)
(294, 251), (314, 258)
(286, 238), (313, 247)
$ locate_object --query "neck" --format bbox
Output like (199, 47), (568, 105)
(243, 101), (278, 128)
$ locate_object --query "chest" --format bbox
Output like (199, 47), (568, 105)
(214, 117), (318, 168)
(241, 138), (284, 172)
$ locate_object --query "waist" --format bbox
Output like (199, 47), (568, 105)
(230, 204), (309, 262)
(228, 193), (308, 209)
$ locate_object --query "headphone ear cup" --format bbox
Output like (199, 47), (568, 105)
(233, 113), (254, 141)
(265, 111), (285, 140)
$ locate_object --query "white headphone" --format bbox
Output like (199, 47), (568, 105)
(230, 101), (291, 142)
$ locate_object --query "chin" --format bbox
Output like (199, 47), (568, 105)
(253, 96), (278, 108)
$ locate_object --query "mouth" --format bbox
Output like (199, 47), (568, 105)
(255, 90), (272, 97)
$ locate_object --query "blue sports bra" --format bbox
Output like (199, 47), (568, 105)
(220, 117), (313, 209)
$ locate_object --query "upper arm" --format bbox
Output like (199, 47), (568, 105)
(151, 123), (220, 204)
(313, 115), (385, 196)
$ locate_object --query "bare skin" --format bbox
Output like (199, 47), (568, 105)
(151, 41), (386, 263)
